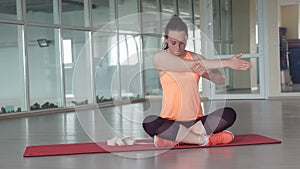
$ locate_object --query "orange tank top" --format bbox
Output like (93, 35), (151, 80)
(159, 51), (203, 121)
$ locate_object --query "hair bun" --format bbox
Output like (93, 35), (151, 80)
(164, 15), (188, 35)
(170, 14), (182, 22)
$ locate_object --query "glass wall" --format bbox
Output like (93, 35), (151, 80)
(93, 31), (118, 103)
(91, 0), (115, 28)
(213, 0), (260, 55)
(178, 0), (193, 23)
(0, 0), (23, 20)
(0, 23), (26, 113)
(211, 0), (262, 97)
(143, 35), (162, 95)
(142, 0), (160, 12)
(26, 0), (56, 24)
(62, 0), (89, 27)
(161, 0), (177, 14)
(27, 26), (63, 109)
(0, 0), (201, 114)
(62, 29), (91, 106)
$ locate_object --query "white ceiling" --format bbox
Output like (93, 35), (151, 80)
(280, 0), (300, 6)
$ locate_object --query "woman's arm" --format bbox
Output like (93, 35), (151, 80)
(153, 50), (225, 84)
(153, 51), (251, 72)
(190, 53), (225, 84)
(191, 53), (252, 84)
(202, 54), (251, 70)
(152, 51), (196, 71)
(201, 69), (225, 85)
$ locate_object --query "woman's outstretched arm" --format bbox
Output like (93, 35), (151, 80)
(153, 51), (251, 72)
(192, 53), (252, 84)
(198, 53), (252, 70)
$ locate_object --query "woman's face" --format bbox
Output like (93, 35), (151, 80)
(165, 30), (187, 57)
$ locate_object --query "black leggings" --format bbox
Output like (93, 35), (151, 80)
(142, 107), (236, 141)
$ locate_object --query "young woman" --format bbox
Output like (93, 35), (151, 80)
(142, 15), (251, 147)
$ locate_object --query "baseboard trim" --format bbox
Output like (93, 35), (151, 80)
(0, 98), (146, 120)
(268, 96), (300, 100)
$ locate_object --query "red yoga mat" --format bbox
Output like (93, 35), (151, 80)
(23, 134), (281, 157)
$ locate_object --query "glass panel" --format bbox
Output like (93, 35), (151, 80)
(161, 0), (176, 15)
(141, 12), (162, 35)
(0, 23), (26, 113)
(0, 0), (23, 20)
(27, 26), (63, 110)
(194, 0), (201, 28)
(178, 0), (196, 52)
(213, 0), (258, 55)
(178, 0), (192, 23)
(26, 0), (55, 24)
(160, 0), (177, 46)
(118, 0), (139, 33)
(143, 35), (162, 95)
(62, 29), (91, 106)
(118, 0), (138, 16)
(62, 0), (89, 27)
(94, 33), (143, 101)
(215, 57), (260, 95)
(92, 0), (115, 28)
(119, 34), (143, 99)
(117, 1), (141, 100)
(93, 31), (118, 103)
(142, 0), (160, 12)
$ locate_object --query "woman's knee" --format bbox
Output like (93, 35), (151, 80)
(223, 107), (237, 123)
(143, 115), (160, 124)
(142, 115), (161, 137)
(210, 107), (237, 125)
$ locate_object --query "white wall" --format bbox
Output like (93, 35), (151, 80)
(265, 0), (281, 98)
(281, 4), (299, 39)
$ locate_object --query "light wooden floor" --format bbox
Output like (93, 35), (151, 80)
(0, 99), (299, 169)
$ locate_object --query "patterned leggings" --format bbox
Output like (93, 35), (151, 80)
(142, 107), (236, 141)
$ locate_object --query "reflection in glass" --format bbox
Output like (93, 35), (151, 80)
(92, 0), (115, 28)
(178, 0), (192, 23)
(194, 0), (201, 29)
(119, 35), (143, 99)
(62, 0), (89, 27)
(63, 29), (91, 106)
(0, 24), (26, 113)
(26, 0), (55, 24)
(93, 31), (118, 102)
(0, 0), (23, 20)
(118, 0), (139, 16)
(118, 0), (139, 33)
(142, 0), (160, 12)
(213, 0), (258, 55)
(93, 32), (143, 101)
(27, 26), (63, 109)
(143, 35), (162, 95)
(161, 0), (176, 15)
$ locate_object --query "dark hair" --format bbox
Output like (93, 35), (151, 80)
(163, 15), (188, 50)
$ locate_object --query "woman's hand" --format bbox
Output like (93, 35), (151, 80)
(192, 62), (207, 76)
(226, 53), (252, 70)
(192, 62), (225, 84)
